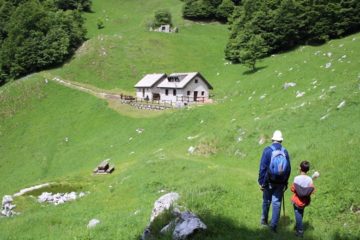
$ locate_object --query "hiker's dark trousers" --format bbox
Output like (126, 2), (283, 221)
(261, 183), (284, 229)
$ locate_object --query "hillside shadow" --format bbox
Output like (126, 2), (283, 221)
(135, 212), (317, 240)
(189, 212), (317, 240)
(242, 66), (267, 75)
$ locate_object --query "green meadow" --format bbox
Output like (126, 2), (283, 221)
(0, 0), (359, 239)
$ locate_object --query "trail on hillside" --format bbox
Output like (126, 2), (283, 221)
(43, 74), (165, 118)
(50, 76), (123, 100)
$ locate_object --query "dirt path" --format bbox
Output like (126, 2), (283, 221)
(50, 76), (124, 100)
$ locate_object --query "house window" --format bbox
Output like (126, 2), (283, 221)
(201, 91), (205, 96)
(165, 89), (169, 95)
(195, 79), (198, 83)
(173, 89), (176, 96)
(187, 91), (190, 96)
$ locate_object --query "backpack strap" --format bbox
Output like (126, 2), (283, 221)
(270, 145), (276, 151)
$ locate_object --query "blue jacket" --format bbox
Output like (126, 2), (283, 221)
(258, 143), (291, 186)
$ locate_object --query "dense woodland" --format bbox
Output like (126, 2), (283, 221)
(182, 0), (359, 69)
(1, 0), (359, 84)
(224, 0), (360, 66)
(0, 0), (91, 85)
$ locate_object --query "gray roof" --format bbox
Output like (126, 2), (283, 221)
(157, 72), (213, 89)
(134, 73), (166, 88)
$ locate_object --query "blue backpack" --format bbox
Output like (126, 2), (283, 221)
(268, 146), (290, 183)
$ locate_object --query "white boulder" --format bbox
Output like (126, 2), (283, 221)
(87, 219), (100, 228)
(150, 192), (180, 222)
(173, 211), (207, 240)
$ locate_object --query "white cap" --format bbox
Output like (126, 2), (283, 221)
(272, 130), (283, 141)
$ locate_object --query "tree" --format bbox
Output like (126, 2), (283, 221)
(154, 9), (172, 27)
(216, 0), (235, 22)
(239, 34), (268, 71)
(0, 0), (87, 82)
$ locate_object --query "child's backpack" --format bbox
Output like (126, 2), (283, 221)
(268, 146), (290, 183)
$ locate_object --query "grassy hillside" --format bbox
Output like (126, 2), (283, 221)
(0, 0), (359, 239)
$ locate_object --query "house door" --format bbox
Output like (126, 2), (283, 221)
(194, 91), (198, 102)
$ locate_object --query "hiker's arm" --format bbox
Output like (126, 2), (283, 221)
(291, 183), (296, 193)
(258, 148), (269, 187)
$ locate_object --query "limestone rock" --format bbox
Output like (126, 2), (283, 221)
(150, 192), (180, 222)
(173, 211), (207, 240)
(87, 219), (100, 228)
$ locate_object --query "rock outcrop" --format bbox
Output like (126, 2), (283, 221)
(142, 192), (206, 240)
(1, 195), (17, 217)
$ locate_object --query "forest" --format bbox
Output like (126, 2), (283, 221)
(0, 0), (91, 85)
(183, 0), (359, 69)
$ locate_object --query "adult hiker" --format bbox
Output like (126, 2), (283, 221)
(258, 130), (291, 232)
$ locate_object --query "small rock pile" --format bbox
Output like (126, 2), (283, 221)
(1, 195), (17, 217)
(142, 192), (207, 240)
(38, 192), (88, 205)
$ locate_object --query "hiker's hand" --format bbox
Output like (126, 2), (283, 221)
(260, 185), (264, 191)
(283, 184), (288, 192)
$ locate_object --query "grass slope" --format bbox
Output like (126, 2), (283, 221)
(0, 0), (359, 239)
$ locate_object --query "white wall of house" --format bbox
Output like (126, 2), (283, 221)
(158, 77), (210, 103)
(136, 86), (161, 100)
(159, 88), (184, 102)
(182, 77), (210, 101)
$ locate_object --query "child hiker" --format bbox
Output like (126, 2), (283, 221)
(291, 161), (316, 237)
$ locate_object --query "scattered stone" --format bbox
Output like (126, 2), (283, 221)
(64, 137), (69, 142)
(277, 72), (282, 77)
(136, 128), (144, 134)
(129, 137), (133, 141)
(258, 136), (266, 145)
(350, 204), (360, 214)
(87, 219), (100, 228)
(283, 82), (296, 89)
(320, 113), (329, 120)
(296, 91), (305, 98)
(337, 100), (346, 109)
(187, 135), (199, 140)
(289, 67), (293, 71)
(329, 85), (336, 90)
(248, 96), (252, 100)
(325, 62), (332, 68)
(327, 52), (332, 57)
(188, 146), (196, 154)
(259, 94), (266, 100)
(231, 118), (236, 122)
(216, 72), (220, 76)
(44, 79), (48, 84)
(339, 44), (344, 47)
(1, 195), (17, 217)
(200, 120), (204, 124)
(38, 191), (87, 205)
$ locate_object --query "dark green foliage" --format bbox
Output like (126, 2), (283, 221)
(182, 0), (238, 22)
(225, 0), (360, 63)
(153, 9), (172, 27)
(0, 0), (88, 84)
(216, 0), (235, 22)
(53, 0), (91, 12)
